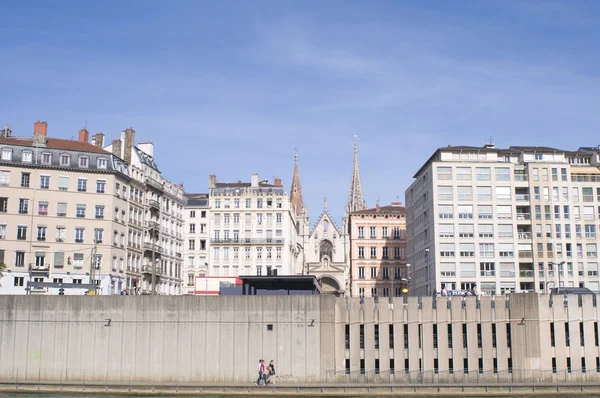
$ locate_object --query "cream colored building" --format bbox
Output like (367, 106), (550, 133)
(182, 193), (210, 294)
(104, 131), (185, 295)
(205, 173), (299, 284)
(406, 144), (600, 296)
(0, 122), (130, 295)
(349, 203), (407, 297)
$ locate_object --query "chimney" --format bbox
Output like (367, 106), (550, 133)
(376, 203), (381, 212)
(78, 128), (89, 143)
(137, 142), (154, 157)
(122, 128), (135, 164)
(0, 124), (11, 138)
(274, 178), (282, 187)
(33, 121), (48, 147)
(251, 174), (259, 188)
(208, 174), (217, 189)
(91, 133), (105, 148)
(112, 139), (122, 159)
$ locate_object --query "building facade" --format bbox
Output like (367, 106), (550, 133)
(182, 193), (210, 294)
(104, 132), (185, 295)
(207, 174), (298, 280)
(349, 203), (407, 297)
(406, 144), (600, 296)
(0, 122), (131, 295)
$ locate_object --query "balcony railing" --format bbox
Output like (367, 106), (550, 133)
(147, 199), (160, 209)
(146, 221), (159, 230)
(141, 264), (162, 276)
(519, 270), (534, 278)
(145, 177), (164, 192)
(518, 232), (532, 240)
(518, 251), (533, 259)
(143, 242), (162, 253)
(516, 213), (531, 221)
(515, 194), (529, 201)
(211, 238), (285, 245)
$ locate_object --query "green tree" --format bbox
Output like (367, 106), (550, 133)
(0, 262), (5, 287)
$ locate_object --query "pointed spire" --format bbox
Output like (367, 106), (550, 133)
(345, 135), (366, 216)
(290, 148), (304, 216)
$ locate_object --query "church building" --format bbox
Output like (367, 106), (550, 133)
(291, 137), (368, 296)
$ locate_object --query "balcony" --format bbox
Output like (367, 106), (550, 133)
(515, 194), (529, 201)
(518, 232), (532, 240)
(519, 270), (535, 278)
(146, 221), (160, 230)
(148, 199), (160, 210)
(143, 242), (162, 253)
(518, 251), (533, 259)
(141, 264), (162, 276)
(145, 177), (164, 192)
(211, 238), (285, 245)
(516, 213), (531, 221)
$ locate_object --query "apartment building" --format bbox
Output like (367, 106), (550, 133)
(182, 193), (210, 294)
(406, 144), (600, 296)
(207, 173), (297, 280)
(0, 122), (130, 295)
(349, 202), (407, 297)
(104, 131), (185, 295)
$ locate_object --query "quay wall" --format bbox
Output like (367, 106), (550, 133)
(1, 293), (600, 383)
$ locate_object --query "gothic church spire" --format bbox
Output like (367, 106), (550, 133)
(290, 149), (304, 216)
(345, 135), (366, 215)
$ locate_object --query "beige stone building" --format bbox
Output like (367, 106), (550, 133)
(0, 122), (131, 295)
(182, 193), (210, 294)
(349, 203), (407, 297)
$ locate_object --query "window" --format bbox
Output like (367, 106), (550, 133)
(77, 178), (87, 192)
(456, 167), (472, 180)
(58, 154), (70, 166)
(393, 227), (401, 239)
(276, 213), (282, 223)
(189, 224), (196, 233)
(479, 224), (494, 238)
(496, 186), (511, 200)
(498, 205), (512, 219)
(15, 251), (25, 267)
(37, 226), (46, 241)
(460, 243), (475, 257)
(189, 240), (195, 250)
(0, 224), (5, 239)
(535, 153), (543, 160)
(460, 262), (476, 278)
(370, 247), (377, 258)
(478, 205), (493, 219)
(37, 201), (48, 216)
(78, 156), (89, 168)
(499, 243), (514, 258)
(480, 262), (495, 277)
(95, 205), (104, 219)
(458, 205), (473, 219)
(439, 205), (453, 219)
(1, 148), (12, 160)
(370, 226), (376, 238)
(480, 243), (494, 257)
(358, 226), (364, 238)
(358, 247), (365, 258)
(495, 167), (510, 181)
(21, 151), (32, 163)
(498, 224), (513, 238)
(457, 186), (472, 200)
(458, 224), (474, 238)
(437, 167), (452, 180)
(40, 175), (50, 189)
(18, 199), (28, 214)
(17, 226), (27, 240)
(440, 243), (455, 257)
(41, 152), (51, 164)
(439, 224), (454, 238)
(382, 247), (389, 259)
(245, 198), (251, 208)
(75, 228), (84, 243)
(96, 180), (105, 193)
(21, 172), (30, 187)
(76, 204), (86, 218)
(476, 167), (491, 181)
(56, 227), (65, 242)
(440, 262), (456, 277)
(94, 228), (103, 243)
(370, 267), (377, 279)
(97, 158), (107, 169)
(73, 253), (84, 269)
(438, 186), (453, 201)
(13, 276), (24, 286)
(0, 171), (9, 186)
(358, 267), (365, 279)
(477, 186), (492, 201)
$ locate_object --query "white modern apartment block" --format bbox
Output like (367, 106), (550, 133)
(182, 193), (210, 294)
(406, 144), (600, 296)
(0, 122), (131, 295)
(207, 174), (298, 279)
(104, 130), (185, 295)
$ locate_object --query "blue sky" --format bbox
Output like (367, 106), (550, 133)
(1, 1), (599, 224)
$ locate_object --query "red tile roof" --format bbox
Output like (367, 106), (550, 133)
(0, 137), (109, 154)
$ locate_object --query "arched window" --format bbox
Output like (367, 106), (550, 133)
(323, 219), (329, 232)
(320, 240), (333, 261)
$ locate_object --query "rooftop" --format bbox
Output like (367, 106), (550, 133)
(351, 202), (406, 216)
(0, 136), (110, 154)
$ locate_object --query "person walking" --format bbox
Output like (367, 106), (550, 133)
(266, 360), (276, 384)
(255, 359), (264, 385)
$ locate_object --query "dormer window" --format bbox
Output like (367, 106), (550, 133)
(1, 148), (12, 161)
(41, 153), (52, 164)
(97, 157), (107, 169)
(60, 154), (70, 166)
(78, 156), (89, 168)
(22, 152), (32, 163)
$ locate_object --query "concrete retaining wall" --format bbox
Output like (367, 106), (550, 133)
(1, 293), (600, 383)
